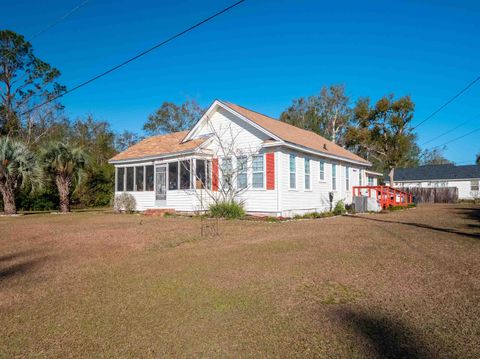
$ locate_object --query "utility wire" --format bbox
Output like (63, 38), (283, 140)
(31, 0), (90, 40)
(429, 127), (480, 150)
(22, 0), (246, 116)
(412, 75), (480, 130)
(420, 119), (470, 146)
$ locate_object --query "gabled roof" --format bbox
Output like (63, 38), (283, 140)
(395, 164), (480, 181)
(110, 131), (207, 162)
(220, 101), (370, 165)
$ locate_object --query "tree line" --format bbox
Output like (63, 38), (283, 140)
(1, 30), (476, 213)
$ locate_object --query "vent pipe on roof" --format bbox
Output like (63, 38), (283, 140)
(323, 143), (328, 151)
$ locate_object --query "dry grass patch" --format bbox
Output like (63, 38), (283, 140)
(0, 204), (479, 358)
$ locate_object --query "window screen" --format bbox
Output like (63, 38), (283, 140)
(126, 167), (134, 191)
(169, 162), (178, 190)
(145, 165), (154, 191)
(135, 166), (144, 191)
(180, 160), (191, 189)
(117, 167), (124, 191)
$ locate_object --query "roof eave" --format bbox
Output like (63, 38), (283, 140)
(262, 141), (371, 167)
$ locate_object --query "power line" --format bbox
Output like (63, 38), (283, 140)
(31, 0), (90, 40)
(412, 75), (480, 130)
(420, 119), (470, 146)
(429, 127), (480, 150)
(22, 0), (246, 116)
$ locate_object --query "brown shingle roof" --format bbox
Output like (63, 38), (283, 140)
(110, 131), (206, 162)
(222, 101), (370, 165)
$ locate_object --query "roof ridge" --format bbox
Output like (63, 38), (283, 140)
(222, 100), (357, 153)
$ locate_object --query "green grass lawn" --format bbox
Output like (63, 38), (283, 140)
(1, 204), (479, 358)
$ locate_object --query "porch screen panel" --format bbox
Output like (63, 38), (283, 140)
(126, 167), (134, 191)
(169, 162), (178, 190)
(145, 165), (154, 191)
(117, 167), (125, 191)
(135, 166), (144, 191)
(180, 160), (191, 189)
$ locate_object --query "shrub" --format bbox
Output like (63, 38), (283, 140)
(209, 200), (245, 219)
(333, 200), (347, 215)
(113, 193), (136, 213)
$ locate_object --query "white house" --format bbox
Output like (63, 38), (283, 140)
(394, 164), (480, 200)
(109, 100), (378, 217)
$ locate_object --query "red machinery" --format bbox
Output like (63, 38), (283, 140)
(352, 186), (413, 209)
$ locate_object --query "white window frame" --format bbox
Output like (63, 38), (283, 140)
(252, 154), (265, 189)
(319, 161), (325, 182)
(304, 158), (311, 190)
(289, 154), (296, 190)
(221, 157), (233, 190)
(346, 166), (350, 191)
(332, 163), (337, 191)
(471, 180), (479, 191)
(237, 156), (248, 189)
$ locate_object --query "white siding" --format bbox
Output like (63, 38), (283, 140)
(277, 149), (369, 216)
(395, 179), (479, 200)
(114, 191), (156, 211)
(112, 105), (372, 216)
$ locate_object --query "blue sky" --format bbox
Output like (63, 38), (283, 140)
(2, 0), (479, 163)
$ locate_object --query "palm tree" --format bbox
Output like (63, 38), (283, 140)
(0, 137), (41, 215)
(40, 142), (89, 213)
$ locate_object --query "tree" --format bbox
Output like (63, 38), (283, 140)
(345, 95), (418, 185)
(115, 130), (142, 152)
(0, 137), (41, 214)
(0, 30), (65, 139)
(143, 100), (203, 135)
(421, 147), (452, 165)
(40, 142), (89, 213)
(476, 153), (480, 165)
(280, 84), (352, 144)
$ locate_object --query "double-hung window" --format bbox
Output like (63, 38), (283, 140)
(289, 154), (296, 189)
(221, 158), (233, 190)
(237, 156), (248, 189)
(359, 170), (362, 186)
(252, 155), (264, 188)
(332, 164), (337, 191)
(346, 166), (350, 191)
(304, 158), (311, 190)
(471, 180), (479, 191)
(367, 176), (374, 186)
(319, 161), (325, 181)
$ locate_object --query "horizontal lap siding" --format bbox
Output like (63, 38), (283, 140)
(278, 149), (365, 216)
(115, 191), (155, 211)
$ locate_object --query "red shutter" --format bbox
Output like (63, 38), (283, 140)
(212, 158), (219, 191)
(266, 153), (275, 190)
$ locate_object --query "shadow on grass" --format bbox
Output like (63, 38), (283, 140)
(335, 308), (432, 359)
(454, 206), (480, 222)
(0, 250), (36, 263)
(351, 216), (480, 240)
(0, 252), (49, 282)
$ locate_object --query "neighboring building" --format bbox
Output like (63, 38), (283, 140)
(109, 100), (378, 216)
(394, 164), (480, 200)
